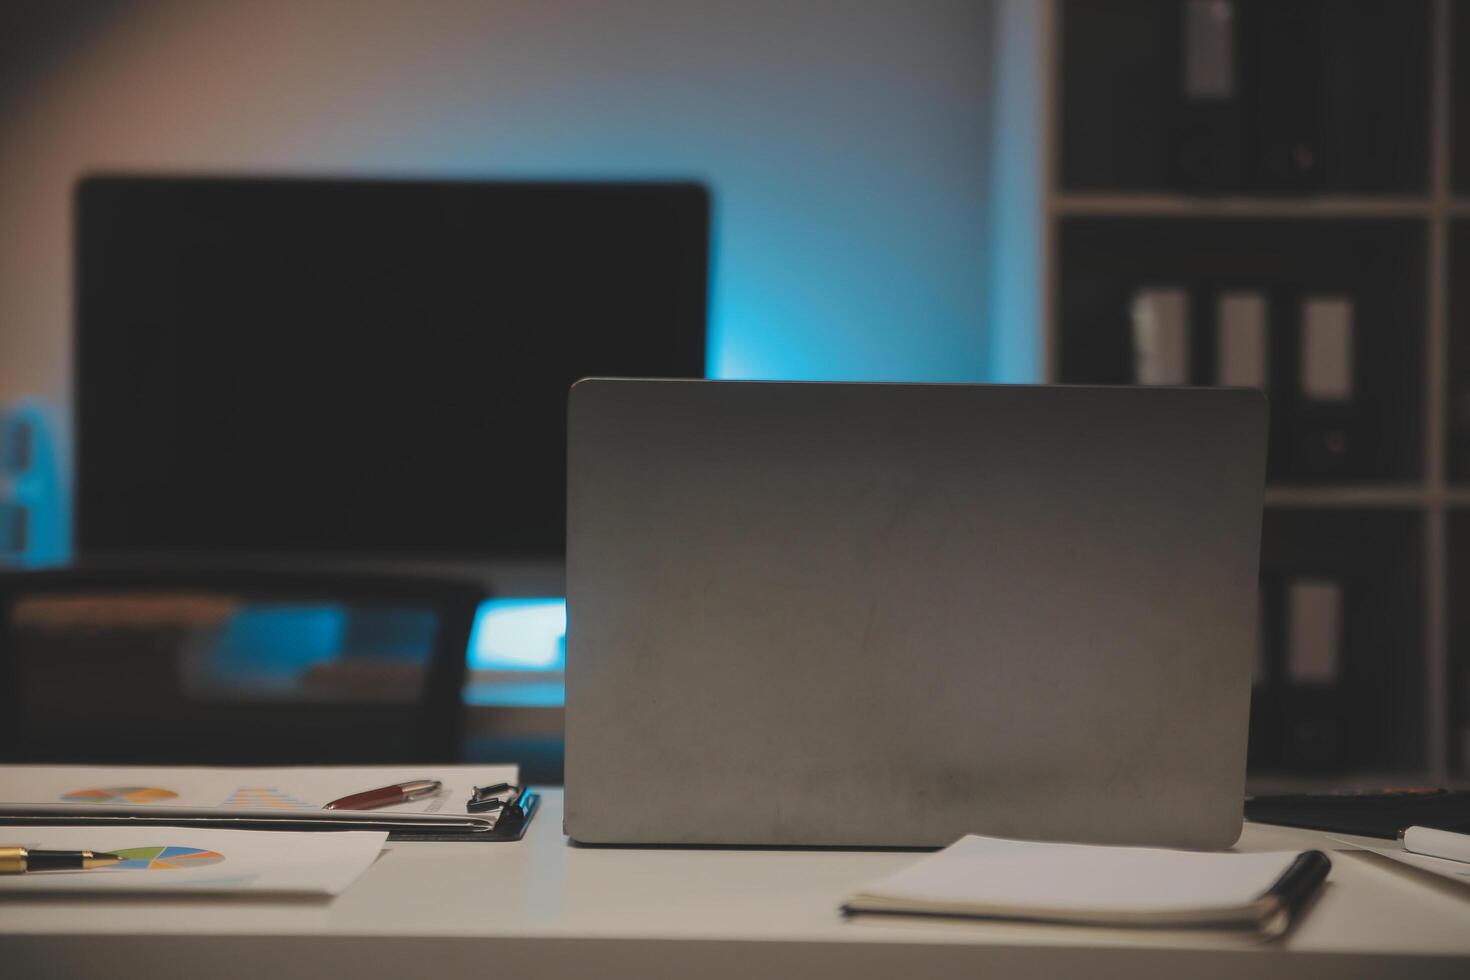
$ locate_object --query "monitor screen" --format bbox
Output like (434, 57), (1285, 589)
(74, 176), (709, 557)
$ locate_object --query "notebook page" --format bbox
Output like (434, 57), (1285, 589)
(854, 835), (1303, 916)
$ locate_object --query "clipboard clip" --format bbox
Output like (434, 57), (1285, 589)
(468, 783), (522, 814)
(467, 784), (535, 837)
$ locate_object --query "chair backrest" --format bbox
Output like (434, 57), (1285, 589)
(0, 567), (484, 765)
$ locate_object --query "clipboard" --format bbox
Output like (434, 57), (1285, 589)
(0, 765), (538, 842)
(0, 789), (539, 842)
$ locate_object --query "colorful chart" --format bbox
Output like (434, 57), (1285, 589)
(62, 787), (178, 804)
(111, 846), (225, 871)
(223, 787), (313, 809)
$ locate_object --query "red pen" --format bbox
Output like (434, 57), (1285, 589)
(322, 779), (442, 811)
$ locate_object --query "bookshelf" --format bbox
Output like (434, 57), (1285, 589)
(1038, 0), (1465, 782)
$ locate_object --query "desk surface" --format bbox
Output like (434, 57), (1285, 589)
(3, 789), (1468, 979)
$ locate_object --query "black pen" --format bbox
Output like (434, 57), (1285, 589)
(0, 846), (123, 874)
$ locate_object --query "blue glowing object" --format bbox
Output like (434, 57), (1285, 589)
(469, 598), (567, 671)
(0, 401), (66, 568)
(206, 604), (349, 690)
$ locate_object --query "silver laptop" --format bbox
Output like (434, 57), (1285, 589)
(565, 380), (1266, 848)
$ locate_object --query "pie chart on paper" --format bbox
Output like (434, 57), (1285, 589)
(62, 787), (178, 804)
(111, 846), (225, 870)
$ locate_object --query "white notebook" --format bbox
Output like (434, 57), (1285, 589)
(843, 834), (1330, 938)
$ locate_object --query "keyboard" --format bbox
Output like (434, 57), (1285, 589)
(1245, 788), (1470, 839)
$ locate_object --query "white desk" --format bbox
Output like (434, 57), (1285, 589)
(2, 789), (1467, 979)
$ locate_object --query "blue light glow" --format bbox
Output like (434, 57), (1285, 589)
(205, 604), (349, 690)
(0, 401), (66, 568)
(464, 680), (567, 708)
(468, 598), (567, 671)
(983, 0), (1045, 384)
(11, 2), (1033, 579)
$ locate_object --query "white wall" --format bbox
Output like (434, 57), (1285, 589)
(0, 0), (1012, 557)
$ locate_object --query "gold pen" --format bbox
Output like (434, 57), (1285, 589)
(0, 846), (123, 874)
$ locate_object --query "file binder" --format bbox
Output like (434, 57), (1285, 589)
(1289, 293), (1361, 477)
(1254, 0), (1326, 192)
(1171, 0), (1245, 190)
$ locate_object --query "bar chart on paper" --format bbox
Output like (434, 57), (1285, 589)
(61, 787), (178, 804)
(222, 788), (314, 809)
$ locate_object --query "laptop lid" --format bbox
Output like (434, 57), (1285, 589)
(566, 380), (1266, 848)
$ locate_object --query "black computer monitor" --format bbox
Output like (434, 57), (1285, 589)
(74, 175), (709, 558)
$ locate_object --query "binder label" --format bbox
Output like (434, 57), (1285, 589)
(1217, 291), (1268, 388)
(1131, 288), (1190, 386)
(1287, 579), (1341, 685)
(1183, 0), (1236, 100)
(1300, 297), (1355, 402)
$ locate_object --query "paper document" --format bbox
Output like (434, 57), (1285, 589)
(0, 826), (385, 895)
(0, 764), (518, 836)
